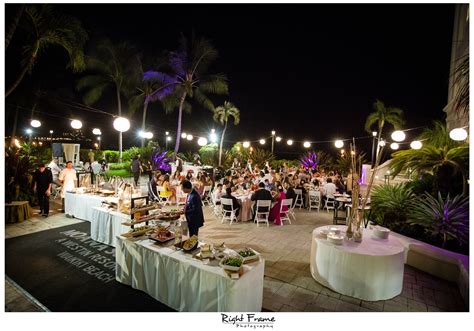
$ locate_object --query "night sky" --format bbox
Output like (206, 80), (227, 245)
(5, 3), (455, 158)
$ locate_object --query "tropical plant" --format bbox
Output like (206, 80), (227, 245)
(241, 147), (274, 168)
(77, 39), (141, 161)
(364, 100), (405, 162)
(5, 4), (26, 49)
(335, 152), (367, 176)
(390, 122), (469, 196)
(370, 184), (418, 235)
(213, 101), (240, 166)
(409, 193), (469, 248)
(128, 56), (173, 147)
(316, 151), (335, 171)
(453, 56), (469, 118)
(300, 151), (319, 170)
(198, 143), (219, 167)
(151, 149), (171, 173)
(6, 4), (88, 97)
(5, 144), (37, 203)
(145, 34), (229, 160)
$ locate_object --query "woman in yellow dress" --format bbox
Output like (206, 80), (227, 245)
(160, 175), (176, 203)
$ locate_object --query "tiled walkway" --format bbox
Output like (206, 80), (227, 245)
(5, 200), (468, 312)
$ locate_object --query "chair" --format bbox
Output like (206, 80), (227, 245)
(293, 189), (304, 209)
(253, 200), (271, 227)
(324, 197), (335, 212)
(308, 190), (321, 212)
(279, 199), (293, 226)
(148, 181), (159, 202)
(210, 192), (222, 216)
(201, 185), (212, 206)
(287, 198), (297, 222)
(220, 198), (237, 225)
(52, 184), (62, 200)
(156, 186), (170, 205)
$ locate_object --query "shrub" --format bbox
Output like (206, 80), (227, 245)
(370, 183), (419, 236)
(409, 193), (469, 249)
(108, 162), (131, 171)
(103, 150), (120, 163)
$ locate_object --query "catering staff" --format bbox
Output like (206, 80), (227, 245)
(181, 180), (204, 236)
(32, 163), (53, 217)
(58, 161), (77, 211)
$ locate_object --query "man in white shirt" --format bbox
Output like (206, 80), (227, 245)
(48, 158), (62, 184)
(323, 177), (337, 199)
(58, 161), (77, 212)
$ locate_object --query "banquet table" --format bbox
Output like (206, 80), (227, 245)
(64, 192), (105, 221)
(310, 225), (405, 301)
(115, 236), (265, 311)
(233, 193), (253, 221)
(90, 207), (131, 247)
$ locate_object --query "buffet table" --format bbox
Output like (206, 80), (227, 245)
(115, 236), (265, 311)
(90, 207), (130, 247)
(64, 192), (105, 221)
(310, 225), (405, 301)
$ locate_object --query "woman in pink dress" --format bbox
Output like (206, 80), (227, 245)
(269, 184), (286, 225)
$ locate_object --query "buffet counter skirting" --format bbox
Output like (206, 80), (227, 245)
(115, 236), (265, 312)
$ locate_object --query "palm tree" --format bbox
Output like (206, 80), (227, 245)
(145, 34), (229, 160)
(5, 4), (25, 49)
(365, 99), (405, 159)
(213, 101), (240, 166)
(390, 121), (469, 196)
(6, 5), (88, 97)
(129, 56), (174, 148)
(77, 39), (141, 161)
(453, 56), (469, 118)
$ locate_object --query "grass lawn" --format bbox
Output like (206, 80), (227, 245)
(106, 169), (132, 178)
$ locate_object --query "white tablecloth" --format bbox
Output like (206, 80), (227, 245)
(233, 194), (253, 221)
(64, 192), (105, 221)
(115, 236), (265, 311)
(310, 225), (405, 301)
(91, 207), (130, 247)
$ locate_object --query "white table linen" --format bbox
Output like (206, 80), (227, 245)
(90, 207), (130, 247)
(310, 225), (405, 301)
(64, 192), (104, 221)
(115, 236), (265, 311)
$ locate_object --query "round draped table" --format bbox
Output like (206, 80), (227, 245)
(233, 194), (253, 222)
(310, 225), (405, 301)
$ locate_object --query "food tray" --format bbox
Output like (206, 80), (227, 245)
(149, 232), (176, 243)
(237, 248), (260, 263)
(174, 240), (198, 253)
(121, 228), (150, 238)
(219, 256), (244, 272)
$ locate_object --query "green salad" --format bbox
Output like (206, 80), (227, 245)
(223, 256), (243, 267)
(238, 248), (256, 258)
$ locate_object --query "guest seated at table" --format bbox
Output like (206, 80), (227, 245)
(251, 182), (274, 214)
(186, 171), (193, 181)
(296, 180), (308, 208)
(269, 185), (287, 225)
(334, 178), (345, 194)
(264, 179), (274, 191)
(213, 183), (223, 204)
(221, 187), (240, 217)
(322, 177), (337, 205)
(284, 183), (297, 207)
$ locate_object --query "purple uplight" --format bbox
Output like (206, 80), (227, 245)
(151, 150), (171, 172)
(300, 151), (319, 170)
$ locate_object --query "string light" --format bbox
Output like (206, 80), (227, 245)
(449, 127), (468, 141)
(186, 134), (193, 141)
(71, 119), (83, 130)
(30, 120), (41, 128)
(243, 141), (250, 148)
(276, 136), (282, 142)
(391, 130), (406, 142)
(335, 140), (344, 148)
(410, 140), (422, 149)
(303, 141), (311, 148)
(390, 142), (399, 150)
(259, 139), (266, 145)
(92, 128), (102, 135)
(378, 140), (386, 147)
(181, 132), (187, 139)
(197, 137), (208, 146)
(287, 139), (293, 145)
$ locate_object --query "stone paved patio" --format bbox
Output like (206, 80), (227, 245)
(5, 199), (468, 312)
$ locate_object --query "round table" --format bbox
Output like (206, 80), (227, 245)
(310, 225), (405, 301)
(233, 193), (253, 221)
